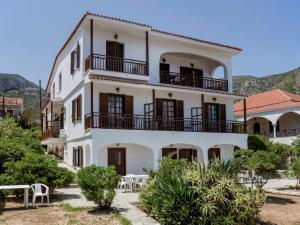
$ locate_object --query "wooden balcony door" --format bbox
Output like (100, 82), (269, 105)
(208, 148), (220, 161)
(180, 66), (203, 87)
(204, 103), (226, 132)
(179, 149), (197, 161)
(106, 41), (124, 72)
(108, 148), (126, 175)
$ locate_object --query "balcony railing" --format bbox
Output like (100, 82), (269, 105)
(85, 54), (148, 76)
(84, 113), (245, 134)
(160, 72), (228, 92)
(41, 121), (63, 140)
(263, 128), (300, 138)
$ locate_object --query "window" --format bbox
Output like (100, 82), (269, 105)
(73, 146), (83, 167)
(52, 83), (55, 98)
(70, 43), (81, 74)
(59, 73), (62, 92)
(108, 94), (125, 128)
(72, 95), (82, 123)
(162, 100), (175, 129)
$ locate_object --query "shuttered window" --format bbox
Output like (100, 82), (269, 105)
(73, 146), (83, 167)
(70, 43), (81, 74)
(71, 94), (82, 123)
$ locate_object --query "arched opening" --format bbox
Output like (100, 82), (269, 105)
(253, 122), (261, 134)
(276, 112), (300, 137)
(97, 143), (154, 175)
(208, 144), (241, 162)
(160, 143), (203, 162)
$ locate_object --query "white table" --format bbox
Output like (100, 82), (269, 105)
(122, 175), (149, 192)
(0, 185), (31, 208)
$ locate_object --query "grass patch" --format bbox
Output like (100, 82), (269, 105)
(62, 203), (92, 212)
(114, 212), (132, 225)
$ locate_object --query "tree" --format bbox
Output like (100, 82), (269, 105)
(290, 158), (300, 185)
(292, 134), (300, 158)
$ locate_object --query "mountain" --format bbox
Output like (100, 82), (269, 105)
(233, 67), (300, 96)
(0, 73), (47, 111)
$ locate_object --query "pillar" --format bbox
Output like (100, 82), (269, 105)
(273, 123), (277, 138)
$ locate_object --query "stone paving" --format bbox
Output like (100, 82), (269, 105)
(54, 187), (160, 225)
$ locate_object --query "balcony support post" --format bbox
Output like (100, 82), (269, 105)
(243, 99), (247, 133)
(152, 89), (156, 129)
(90, 82), (94, 128)
(273, 123), (277, 138)
(90, 19), (94, 70)
(145, 31), (149, 75)
(201, 94), (205, 130)
(50, 101), (53, 137)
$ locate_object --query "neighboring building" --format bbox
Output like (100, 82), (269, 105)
(41, 12), (247, 174)
(0, 97), (23, 117)
(234, 89), (300, 145)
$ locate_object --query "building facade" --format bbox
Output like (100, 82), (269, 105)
(234, 89), (300, 145)
(41, 12), (247, 174)
(0, 97), (23, 118)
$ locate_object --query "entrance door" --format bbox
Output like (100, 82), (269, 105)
(253, 122), (261, 134)
(179, 149), (197, 161)
(106, 41), (124, 72)
(208, 148), (220, 161)
(108, 148), (126, 175)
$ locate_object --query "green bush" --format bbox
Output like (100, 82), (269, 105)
(0, 152), (74, 191)
(77, 165), (120, 209)
(248, 134), (271, 151)
(290, 158), (300, 180)
(139, 158), (265, 225)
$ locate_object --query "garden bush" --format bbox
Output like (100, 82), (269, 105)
(290, 158), (300, 182)
(248, 134), (271, 151)
(0, 152), (74, 191)
(139, 158), (265, 225)
(77, 165), (120, 208)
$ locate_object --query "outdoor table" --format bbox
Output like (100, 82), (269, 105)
(122, 175), (149, 192)
(0, 185), (31, 208)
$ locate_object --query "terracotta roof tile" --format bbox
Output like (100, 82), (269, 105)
(234, 89), (300, 116)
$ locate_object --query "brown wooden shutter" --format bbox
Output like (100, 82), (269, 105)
(76, 44), (80, 69)
(219, 104), (226, 132)
(125, 95), (133, 128)
(156, 99), (163, 129)
(176, 100), (184, 131)
(100, 93), (108, 128)
(70, 51), (75, 74)
(72, 99), (75, 123)
(77, 95), (82, 121)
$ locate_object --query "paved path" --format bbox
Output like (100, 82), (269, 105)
(54, 187), (160, 225)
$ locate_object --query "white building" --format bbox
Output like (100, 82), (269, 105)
(41, 12), (247, 175)
(234, 89), (300, 145)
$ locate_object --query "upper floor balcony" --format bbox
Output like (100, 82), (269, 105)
(41, 120), (64, 140)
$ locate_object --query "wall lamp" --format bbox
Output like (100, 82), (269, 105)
(114, 33), (118, 40)
(116, 87), (120, 93)
(190, 63), (194, 68)
(168, 93), (173, 98)
(162, 58), (166, 63)
(212, 97), (217, 102)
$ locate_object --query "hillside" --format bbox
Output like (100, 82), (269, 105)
(233, 67), (300, 96)
(0, 73), (47, 111)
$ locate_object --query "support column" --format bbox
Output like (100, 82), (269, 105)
(145, 31), (149, 75)
(152, 89), (156, 128)
(50, 101), (53, 128)
(202, 148), (209, 165)
(273, 123), (277, 138)
(201, 94), (205, 131)
(243, 98), (247, 133)
(90, 19), (94, 70)
(90, 82), (94, 128)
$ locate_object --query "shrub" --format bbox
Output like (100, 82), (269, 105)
(77, 165), (120, 209)
(248, 134), (271, 151)
(139, 158), (265, 225)
(290, 158), (300, 181)
(271, 143), (292, 167)
(0, 152), (74, 191)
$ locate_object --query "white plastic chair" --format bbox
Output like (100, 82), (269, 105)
(118, 177), (129, 191)
(136, 176), (148, 190)
(31, 183), (49, 207)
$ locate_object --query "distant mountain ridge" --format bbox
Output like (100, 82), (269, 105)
(233, 67), (300, 96)
(0, 73), (47, 110)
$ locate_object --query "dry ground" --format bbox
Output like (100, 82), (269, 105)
(0, 201), (123, 225)
(260, 193), (300, 225)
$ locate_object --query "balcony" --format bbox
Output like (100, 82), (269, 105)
(160, 72), (228, 92)
(85, 54), (148, 76)
(41, 121), (64, 140)
(263, 128), (300, 138)
(84, 113), (245, 134)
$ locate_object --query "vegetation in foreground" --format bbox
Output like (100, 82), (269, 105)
(0, 118), (74, 199)
(139, 158), (265, 225)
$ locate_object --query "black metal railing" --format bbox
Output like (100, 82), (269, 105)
(160, 72), (228, 92)
(263, 128), (300, 138)
(84, 113), (245, 134)
(85, 54), (148, 76)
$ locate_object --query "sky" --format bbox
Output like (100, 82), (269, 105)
(1, 0), (300, 87)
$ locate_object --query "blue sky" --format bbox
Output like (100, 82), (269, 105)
(1, 0), (299, 87)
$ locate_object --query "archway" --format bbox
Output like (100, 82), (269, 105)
(207, 144), (243, 163)
(253, 122), (261, 134)
(247, 117), (273, 136)
(160, 143), (203, 162)
(276, 112), (300, 137)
